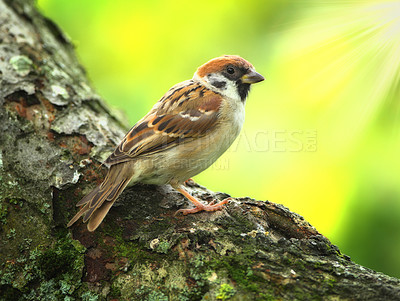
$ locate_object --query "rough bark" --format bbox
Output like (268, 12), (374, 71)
(0, 1), (399, 300)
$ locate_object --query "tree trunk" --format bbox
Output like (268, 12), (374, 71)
(0, 1), (399, 300)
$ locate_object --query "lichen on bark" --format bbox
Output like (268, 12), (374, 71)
(1, 0), (400, 300)
(0, 0), (123, 299)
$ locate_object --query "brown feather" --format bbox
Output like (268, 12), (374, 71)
(82, 185), (113, 222)
(103, 83), (223, 166)
(196, 55), (254, 78)
(68, 163), (135, 231)
(75, 186), (100, 207)
(87, 200), (115, 232)
(86, 178), (131, 232)
(66, 203), (90, 228)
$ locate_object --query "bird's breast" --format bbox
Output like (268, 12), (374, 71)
(137, 100), (246, 185)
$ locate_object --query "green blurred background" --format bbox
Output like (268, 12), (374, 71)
(37, 0), (400, 278)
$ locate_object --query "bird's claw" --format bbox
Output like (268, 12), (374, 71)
(175, 197), (231, 216)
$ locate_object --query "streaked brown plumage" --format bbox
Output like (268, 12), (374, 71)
(67, 55), (264, 231)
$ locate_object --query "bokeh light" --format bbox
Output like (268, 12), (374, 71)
(37, 0), (400, 278)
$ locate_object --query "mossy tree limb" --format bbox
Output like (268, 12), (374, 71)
(0, 1), (399, 300)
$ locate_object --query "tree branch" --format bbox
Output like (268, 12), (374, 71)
(0, 1), (399, 300)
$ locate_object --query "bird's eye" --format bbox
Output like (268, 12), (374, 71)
(227, 66), (235, 74)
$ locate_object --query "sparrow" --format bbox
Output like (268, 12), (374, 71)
(67, 55), (264, 231)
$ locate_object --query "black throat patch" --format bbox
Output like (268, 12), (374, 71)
(237, 81), (251, 102)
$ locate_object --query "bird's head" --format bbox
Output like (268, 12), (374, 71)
(193, 55), (264, 102)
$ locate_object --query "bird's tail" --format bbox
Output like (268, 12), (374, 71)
(67, 163), (134, 231)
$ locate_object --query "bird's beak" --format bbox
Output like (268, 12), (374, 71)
(241, 70), (265, 84)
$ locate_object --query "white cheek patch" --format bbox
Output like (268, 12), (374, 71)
(193, 72), (241, 102)
(223, 80), (241, 101)
(208, 74), (227, 90)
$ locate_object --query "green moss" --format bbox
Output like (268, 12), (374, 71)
(216, 283), (236, 300)
(38, 242), (79, 280)
(282, 255), (292, 265)
(6, 228), (16, 239)
(189, 254), (214, 285)
(81, 290), (100, 301)
(0, 284), (23, 300)
(294, 259), (306, 271)
(112, 236), (157, 263)
(0, 231), (94, 300)
(258, 292), (279, 301)
(9, 55), (34, 76)
(0, 173), (23, 225)
(156, 241), (171, 254)
(0, 201), (8, 225)
(113, 253), (211, 300)
(101, 219), (176, 265)
(147, 290), (169, 301)
(323, 276), (337, 288)
(211, 255), (261, 293)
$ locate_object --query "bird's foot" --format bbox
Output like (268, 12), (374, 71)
(175, 198), (231, 215)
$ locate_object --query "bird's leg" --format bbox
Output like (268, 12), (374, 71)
(184, 178), (196, 187)
(174, 185), (230, 215)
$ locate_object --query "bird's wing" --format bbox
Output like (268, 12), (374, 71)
(104, 80), (223, 166)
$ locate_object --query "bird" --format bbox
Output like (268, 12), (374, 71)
(67, 55), (264, 231)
